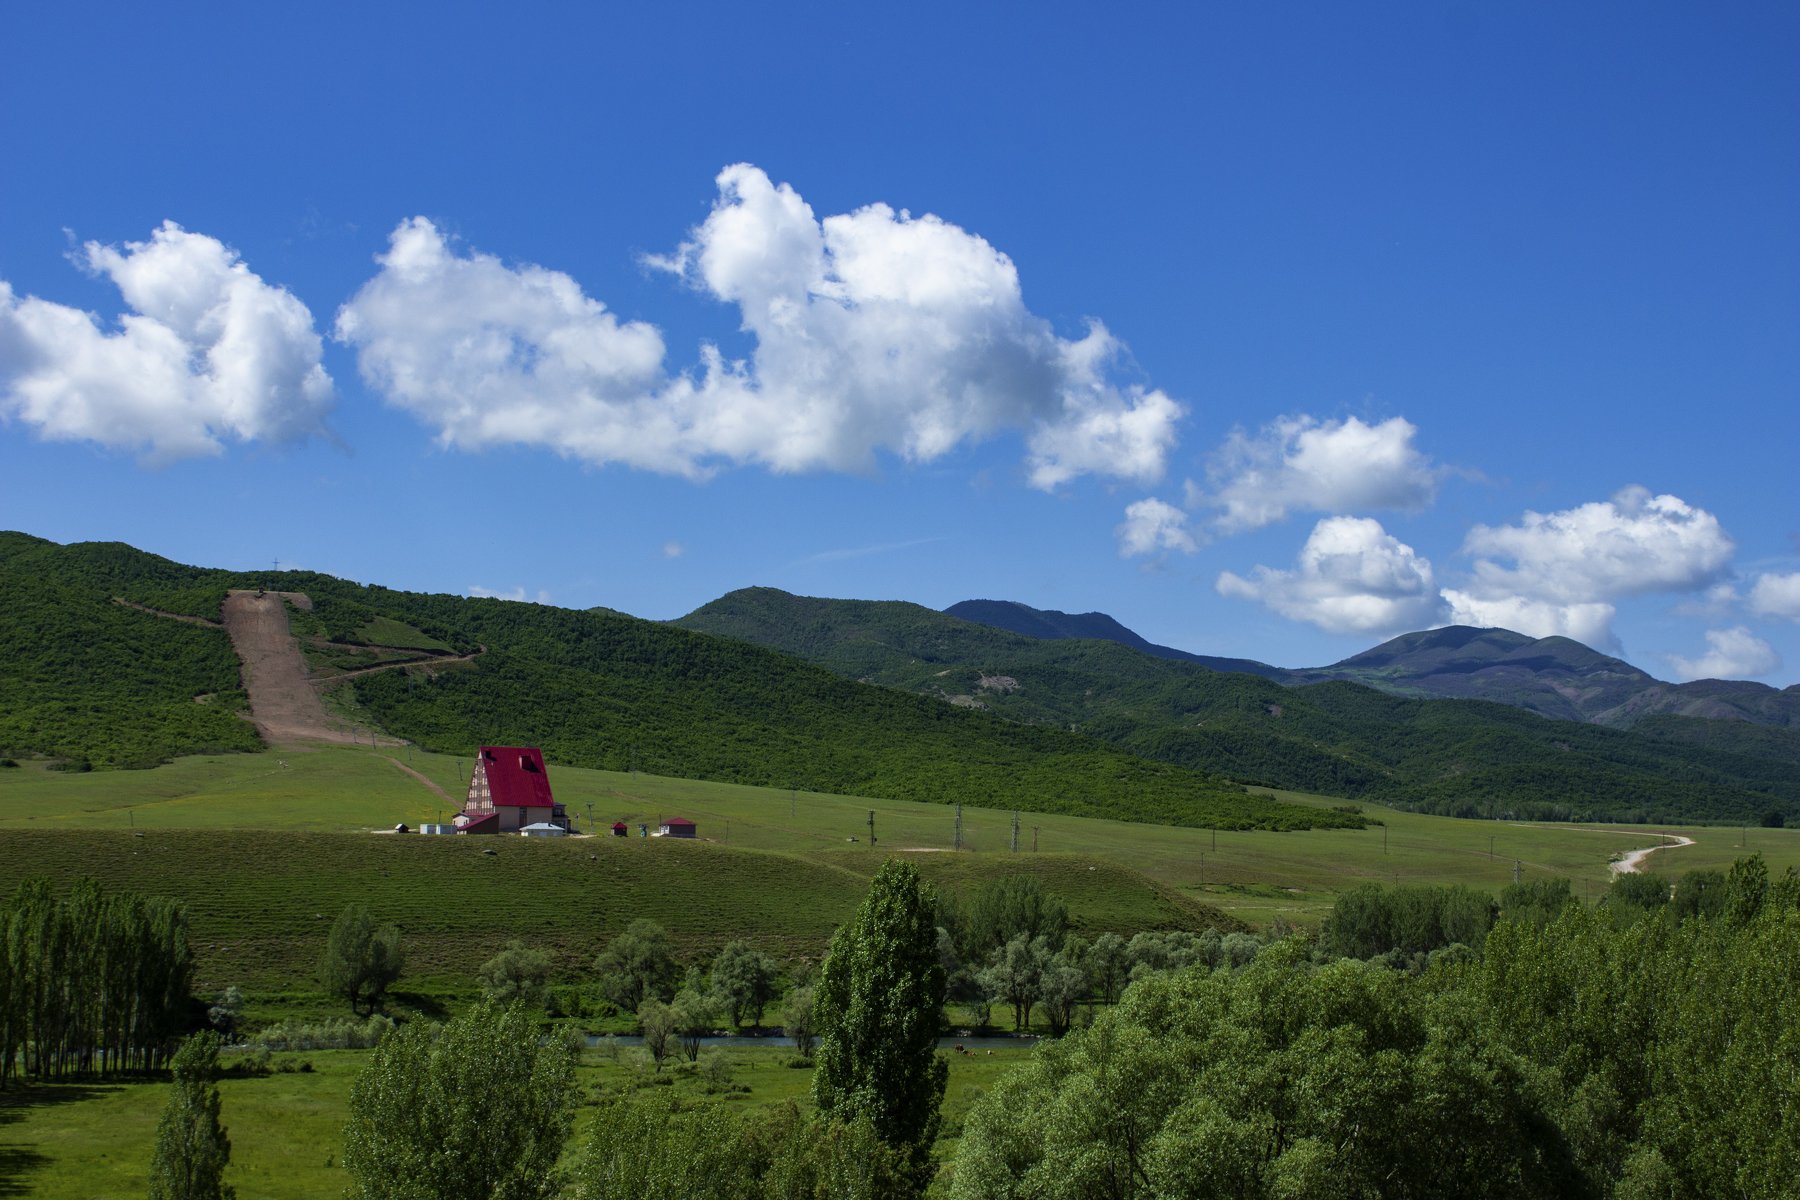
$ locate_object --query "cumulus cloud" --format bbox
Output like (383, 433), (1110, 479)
(467, 584), (551, 604)
(1197, 415), (1441, 533)
(0, 222), (334, 462)
(662, 541), (684, 559)
(1439, 591), (1618, 646)
(1117, 498), (1198, 557)
(334, 217), (682, 471)
(339, 165), (1181, 487)
(1668, 626), (1781, 682)
(1748, 572), (1800, 622)
(1215, 516), (1439, 635)
(1442, 486), (1734, 644)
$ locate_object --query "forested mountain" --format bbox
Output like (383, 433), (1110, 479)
(676, 587), (1800, 826)
(942, 599), (1285, 678)
(0, 532), (1351, 832)
(948, 598), (1800, 728)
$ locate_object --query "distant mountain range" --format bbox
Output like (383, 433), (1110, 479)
(946, 600), (1800, 729)
(675, 588), (1800, 825)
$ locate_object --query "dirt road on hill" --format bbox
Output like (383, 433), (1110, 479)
(221, 590), (375, 746)
(1610, 835), (1695, 875)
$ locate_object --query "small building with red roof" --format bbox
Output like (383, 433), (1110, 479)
(453, 746), (570, 834)
(657, 817), (697, 838)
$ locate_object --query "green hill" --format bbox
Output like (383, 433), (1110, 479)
(675, 587), (1800, 826)
(0, 531), (1355, 833)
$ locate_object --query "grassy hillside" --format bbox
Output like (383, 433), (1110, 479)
(0, 532), (1359, 833)
(675, 587), (1800, 826)
(0, 533), (262, 768)
(0, 823), (1237, 991)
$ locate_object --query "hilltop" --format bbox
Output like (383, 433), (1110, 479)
(676, 587), (1800, 826)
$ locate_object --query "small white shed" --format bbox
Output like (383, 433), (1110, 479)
(519, 822), (568, 838)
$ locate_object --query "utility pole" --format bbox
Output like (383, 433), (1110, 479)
(1513, 860), (1522, 885)
(1011, 812), (1020, 853)
(1383, 824), (1388, 854)
(1032, 826), (1039, 853)
(586, 802), (594, 834)
(1199, 853), (1204, 888)
(791, 785), (796, 820)
(867, 809), (876, 847)
(1490, 834), (1495, 859)
(1212, 827), (1217, 852)
(954, 803), (962, 852)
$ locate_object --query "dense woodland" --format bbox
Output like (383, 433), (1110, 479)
(952, 857), (1800, 1199)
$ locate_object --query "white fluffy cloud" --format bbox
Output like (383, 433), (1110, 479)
(1216, 516), (1440, 635)
(467, 584), (550, 604)
(334, 217), (683, 471)
(1668, 626), (1781, 682)
(1116, 498), (1197, 557)
(1442, 486), (1734, 644)
(338, 165), (1181, 487)
(0, 222), (334, 462)
(1439, 591), (1618, 646)
(1198, 415), (1441, 533)
(1748, 572), (1800, 622)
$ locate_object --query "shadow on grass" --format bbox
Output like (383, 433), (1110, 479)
(0, 1083), (122, 1196)
(388, 991), (449, 1021)
(0, 1144), (52, 1197)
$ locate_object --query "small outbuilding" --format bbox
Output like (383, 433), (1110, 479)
(658, 818), (697, 838)
(611, 821), (629, 837)
(519, 822), (568, 838)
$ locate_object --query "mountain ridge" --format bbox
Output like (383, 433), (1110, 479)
(947, 600), (1800, 729)
(674, 586), (1800, 826)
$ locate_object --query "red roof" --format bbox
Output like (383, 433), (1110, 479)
(662, 817), (695, 828)
(478, 746), (555, 809)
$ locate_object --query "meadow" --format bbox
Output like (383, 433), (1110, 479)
(0, 1042), (1034, 1200)
(2, 744), (1793, 945)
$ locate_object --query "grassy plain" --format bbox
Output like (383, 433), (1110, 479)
(0, 1043), (1030, 1200)
(4, 744), (1794, 935)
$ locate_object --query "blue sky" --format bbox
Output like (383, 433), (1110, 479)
(3, 2), (1797, 684)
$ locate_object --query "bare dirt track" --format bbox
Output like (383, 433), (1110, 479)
(1610, 835), (1696, 875)
(220, 590), (372, 746)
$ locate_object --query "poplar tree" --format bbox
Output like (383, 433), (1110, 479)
(148, 1031), (234, 1200)
(813, 859), (948, 1194)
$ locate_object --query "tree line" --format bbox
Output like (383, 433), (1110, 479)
(954, 855), (1799, 1198)
(0, 877), (194, 1085)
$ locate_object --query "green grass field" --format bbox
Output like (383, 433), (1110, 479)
(5, 745), (1793, 936)
(0, 1043), (1031, 1200)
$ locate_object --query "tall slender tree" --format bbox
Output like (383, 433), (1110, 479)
(813, 859), (948, 1194)
(148, 1031), (234, 1200)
